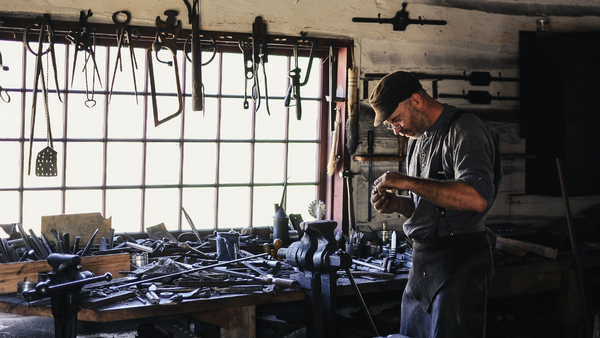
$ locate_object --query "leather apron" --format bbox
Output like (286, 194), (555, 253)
(400, 231), (493, 338)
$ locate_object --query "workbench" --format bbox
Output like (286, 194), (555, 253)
(0, 256), (597, 337)
(0, 273), (408, 338)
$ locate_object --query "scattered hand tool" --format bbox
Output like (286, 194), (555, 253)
(182, 207), (203, 243)
(113, 252), (269, 290)
(284, 32), (315, 120)
(212, 267), (297, 288)
(352, 2), (447, 31)
(80, 228), (99, 256)
(149, 10), (183, 126)
(109, 11), (139, 104)
(29, 229), (50, 259)
(72, 236), (81, 254)
(23, 14), (61, 176)
(183, 0), (203, 111)
(146, 290), (160, 304)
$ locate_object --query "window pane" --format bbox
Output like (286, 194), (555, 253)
(220, 98), (252, 140)
(219, 143), (251, 184)
(108, 96), (144, 139)
(146, 142), (181, 185)
(252, 186), (285, 227)
(107, 46), (146, 98)
(263, 55), (290, 98)
(286, 185), (318, 222)
(288, 100), (320, 140)
(23, 190), (62, 233)
(149, 50), (184, 93)
(146, 95), (183, 139)
(107, 143), (142, 186)
(221, 53), (245, 96)
(218, 187), (249, 229)
(182, 188), (216, 230)
(254, 143), (285, 184)
(23, 141), (64, 188)
(145, 188), (179, 231)
(65, 190), (102, 214)
(255, 99), (287, 140)
(0, 40), (24, 88)
(183, 143), (217, 185)
(106, 189), (142, 232)
(67, 94), (105, 139)
(25, 43), (67, 95)
(0, 142), (20, 188)
(68, 45), (105, 95)
(295, 55), (322, 98)
(288, 143), (318, 183)
(0, 95), (22, 139)
(66, 142), (103, 187)
(0, 191), (20, 226)
(24, 88), (65, 140)
(184, 97), (218, 140)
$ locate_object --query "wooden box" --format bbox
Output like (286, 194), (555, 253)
(0, 253), (130, 294)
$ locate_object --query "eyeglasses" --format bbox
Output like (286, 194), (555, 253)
(383, 101), (408, 130)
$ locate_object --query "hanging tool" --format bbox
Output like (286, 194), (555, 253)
(184, 31), (217, 66)
(148, 10), (183, 126)
(239, 35), (253, 110)
(284, 32), (315, 120)
(109, 11), (139, 104)
(340, 170), (358, 232)
(0, 52), (11, 103)
(352, 2), (447, 31)
(183, 0), (203, 111)
(252, 16), (270, 115)
(23, 15), (61, 176)
(367, 130), (374, 222)
(67, 10), (102, 95)
(438, 90), (519, 105)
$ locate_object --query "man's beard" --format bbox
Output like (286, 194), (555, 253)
(400, 106), (430, 139)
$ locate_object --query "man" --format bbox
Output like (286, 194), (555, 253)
(369, 71), (502, 338)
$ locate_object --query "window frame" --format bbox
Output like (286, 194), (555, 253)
(0, 15), (352, 233)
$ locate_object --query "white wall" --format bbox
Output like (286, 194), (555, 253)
(2, 0), (600, 231)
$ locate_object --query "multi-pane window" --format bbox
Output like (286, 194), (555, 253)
(0, 25), (330, 234)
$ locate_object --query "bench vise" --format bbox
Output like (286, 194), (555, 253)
(277, 220), (352, 338)
(24, 253), (112, 338)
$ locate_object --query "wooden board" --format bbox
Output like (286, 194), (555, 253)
(41, 212), (111, 246)
(0, 253), (130, 294)
(496, 236), (558, 259)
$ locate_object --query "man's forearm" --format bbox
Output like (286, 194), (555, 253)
(404, 176), (487, 212)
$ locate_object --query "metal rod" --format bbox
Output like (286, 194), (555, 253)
(112, 252), (269, 290)
(556, 158), (590, 336)
(344, 268), (379, 337)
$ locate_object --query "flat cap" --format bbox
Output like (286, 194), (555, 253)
(369, 71), (422, 126)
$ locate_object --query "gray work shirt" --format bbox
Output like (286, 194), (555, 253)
(403, 105), (501, 239)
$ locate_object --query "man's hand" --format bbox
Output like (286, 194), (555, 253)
(371, 187), (400, 214)
(371, 171), (415, 218)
